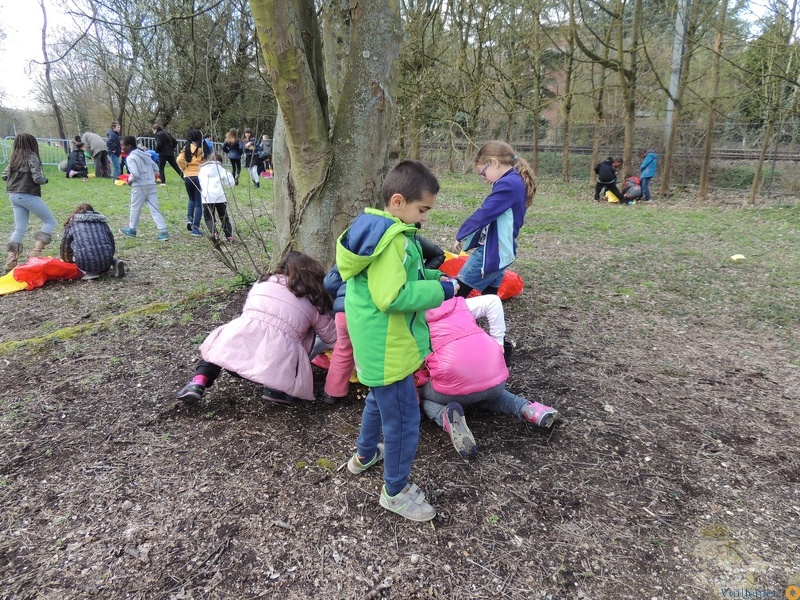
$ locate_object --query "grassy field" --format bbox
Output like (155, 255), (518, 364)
(2, 165), (799, 341)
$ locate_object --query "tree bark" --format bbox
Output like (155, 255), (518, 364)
(251, 0), (402, 265)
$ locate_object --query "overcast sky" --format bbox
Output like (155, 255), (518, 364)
(0, 0), (66, 110)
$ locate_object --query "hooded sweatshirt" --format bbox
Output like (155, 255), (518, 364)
(336, 207), (449, 387)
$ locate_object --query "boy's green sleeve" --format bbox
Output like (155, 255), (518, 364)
(424, 268), (445, 281)
(367, 238), (444, 313)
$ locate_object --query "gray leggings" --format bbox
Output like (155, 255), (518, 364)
(419, 382), (528, 428)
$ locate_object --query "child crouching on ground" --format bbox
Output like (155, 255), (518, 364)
(420, 295), (558, 458)
(60, 203), (125, 280)
(336, 160), (457, 523)
(177, 251), (336, 405)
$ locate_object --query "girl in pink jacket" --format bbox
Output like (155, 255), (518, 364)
(421, 295), (558, 457)
(176, 251), (336, 406)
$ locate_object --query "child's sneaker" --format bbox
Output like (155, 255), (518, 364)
(186, 221), (193, 232)
(521, 401), (559, 428)
(323, 393), (346, 405)
(379, 483), (436, 522)
(190, 228), (204, 237)
(177, 383), (205, 403)
(443, 402), (478, 458)
(81, 272), (100, 281)
(111, 258), (126, 277)
(118, 227), (137, 237)
(156, 229), (169, 241)
(261, 387), (296, 406)
(347, 443), (384, 474)
(226, 236), (234, 243)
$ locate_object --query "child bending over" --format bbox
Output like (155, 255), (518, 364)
(420, 295), (558, 458)
(337, 160), (457, 522)
(177, 251), (336, 405)
(60, 203), (125, 280)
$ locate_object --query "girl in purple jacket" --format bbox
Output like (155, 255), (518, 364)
(454, 141), (536, 297)
(176, 251), (336, 406)
(420, 295), (558, 458)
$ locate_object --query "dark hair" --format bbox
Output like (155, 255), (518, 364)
(212, 152), (223, 162)
(475, 141), (536, 207)
(111, 121), (120, 127)
(121, 135), (136, 148)
(381, 160), (439, 205)
(8, 134), (41, 171)
(152, 124), (163, 132)
(184, 129), (209, 162)
(261, 251), (332, 314)
(64, 203), (94, 227)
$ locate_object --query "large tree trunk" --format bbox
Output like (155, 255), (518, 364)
(251, 0), (402, 265)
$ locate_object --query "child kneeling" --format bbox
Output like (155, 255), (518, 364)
(60, 203), (125, 280)
(421, 295), (558, 458)
(176, 251), (336, 405)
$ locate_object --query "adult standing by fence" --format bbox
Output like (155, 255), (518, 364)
(106, 122), (122, 179)
(81, 131), (111, 178)
(152, 124), (183, 186)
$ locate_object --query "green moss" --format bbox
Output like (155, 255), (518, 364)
(315, 458), (335, 470)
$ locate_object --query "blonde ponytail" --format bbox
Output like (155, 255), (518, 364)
(475, 141), (536, 207)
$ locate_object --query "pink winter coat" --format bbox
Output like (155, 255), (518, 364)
(425, 297), (508, 395)
(200, 275), (336, 400)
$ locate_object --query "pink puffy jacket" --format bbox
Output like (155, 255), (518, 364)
(425, 297), (508, 395)
(200, 275), (336, 400)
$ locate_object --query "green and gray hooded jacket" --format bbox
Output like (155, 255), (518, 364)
(336, 208), (447, 387)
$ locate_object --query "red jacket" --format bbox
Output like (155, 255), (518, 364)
(425, 297), (508, 395)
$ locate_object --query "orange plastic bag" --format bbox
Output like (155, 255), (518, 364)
(438, 254), (524, 299)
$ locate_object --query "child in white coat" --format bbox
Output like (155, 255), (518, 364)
(198, 153), (235, 242)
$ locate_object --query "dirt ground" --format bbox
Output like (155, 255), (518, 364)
(0, 231), (798, 599)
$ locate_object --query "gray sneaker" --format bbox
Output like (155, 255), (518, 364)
(443, 402), (478, 458)
(380, 483), (436, 522)
(347, 443), (384, 474)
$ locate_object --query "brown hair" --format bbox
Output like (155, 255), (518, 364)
(262, 251), (332, 314)
(64, 203), (94, 227)
(381, 160), (440, 205)
(225, 128), (239, 144)
(8, 133), (41, 171)
(475, 141), (536, 207)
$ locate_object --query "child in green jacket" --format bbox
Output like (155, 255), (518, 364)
(336, 160), (458, 522)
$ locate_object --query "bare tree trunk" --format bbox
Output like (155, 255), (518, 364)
(561, 28), (575, 182)
(660, 0), (701, 196)
(252, 0), (402, 264)
(698, 0), (729, 200)
(747, 0), (797, 205)
(39, 0), (68, 150)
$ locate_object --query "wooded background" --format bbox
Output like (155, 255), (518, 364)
(1, 0), (799, 257)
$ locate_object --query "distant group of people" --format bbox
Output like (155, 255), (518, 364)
(222, 127), (272, 188)
(593, 149), (658, 204)
(4, 134), (124, 279)
(175, 141), (559, 524)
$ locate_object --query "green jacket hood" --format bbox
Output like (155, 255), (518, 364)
(336, 208), (418, 281)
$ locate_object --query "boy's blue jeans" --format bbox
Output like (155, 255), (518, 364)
(356, 375), (420, 496)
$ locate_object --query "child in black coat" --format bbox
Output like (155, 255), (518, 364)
(60, 203), (125, 280)
(66, 141), (89, 181)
